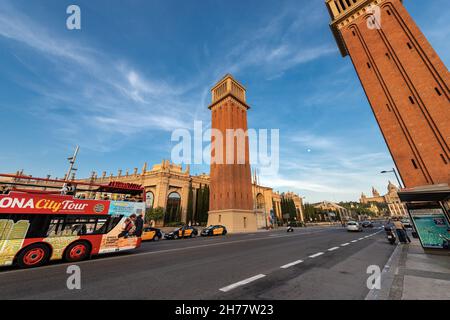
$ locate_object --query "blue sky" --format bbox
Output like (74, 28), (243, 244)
(0, 0), (449, 203)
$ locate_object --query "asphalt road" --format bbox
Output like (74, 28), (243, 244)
(0, 224), (394, 300)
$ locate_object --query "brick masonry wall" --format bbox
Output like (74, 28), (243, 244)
(340, 0), (449, 187)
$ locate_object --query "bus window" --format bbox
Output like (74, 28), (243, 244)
(1, 214), (51, 239)
(46, 216), (116, 237)
(105, 216), (123, 234)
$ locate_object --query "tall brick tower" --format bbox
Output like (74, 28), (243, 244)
(326, 0), (450, 187)
(207, 74), (257, 233)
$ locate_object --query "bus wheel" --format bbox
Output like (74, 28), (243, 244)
(17, 244), (50, 268)
(65, 241), (91, 262)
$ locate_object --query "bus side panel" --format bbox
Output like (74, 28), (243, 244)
(98, 223), (141, 254)
(79, 234), (103, 256)
(98, 201), (144, 254)
(21, 234), (102, 261)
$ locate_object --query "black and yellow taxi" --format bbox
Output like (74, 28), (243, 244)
(141, 227), (163, 241)
(164, 226), (198, 240)
(201, 225), (227, 237)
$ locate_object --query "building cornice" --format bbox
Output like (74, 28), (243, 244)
(326, 0), (402, 57)
(208, 93), (250, 110)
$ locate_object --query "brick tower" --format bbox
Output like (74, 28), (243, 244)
(207, 74), (257, 233)
(326, 0), (449, 187)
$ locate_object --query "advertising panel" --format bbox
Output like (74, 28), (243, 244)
(409, 208), (450, 249)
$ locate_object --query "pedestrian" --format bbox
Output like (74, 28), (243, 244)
(135, 213), (144, 237)
(393, 218), (408, 244)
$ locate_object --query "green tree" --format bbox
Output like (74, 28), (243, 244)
(145, 207), (165, 224)
(289, 198), (297, 219)
(198, 185), (209, 224)
(203, 185), (210, 222)
(195, 185), (204, 223)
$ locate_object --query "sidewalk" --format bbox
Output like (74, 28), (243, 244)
(367, 237), (450, 300)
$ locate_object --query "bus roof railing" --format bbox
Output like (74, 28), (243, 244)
(0, 173), (144, 195)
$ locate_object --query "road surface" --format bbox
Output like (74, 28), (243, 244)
(0, 224), (394, 299)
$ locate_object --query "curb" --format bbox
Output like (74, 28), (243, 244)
(365, 242), (403, 300)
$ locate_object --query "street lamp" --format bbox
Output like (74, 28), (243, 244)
(380, 168), (403, 189)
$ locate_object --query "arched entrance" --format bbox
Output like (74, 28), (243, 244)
(256, 193), (265, 210)
(145, 191), (154, 209)
(165, 192), (181, 225)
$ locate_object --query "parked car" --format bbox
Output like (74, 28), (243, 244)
(141, 227), (163, 241)
(347, 221), (363, 232)
(201, 225), (227, 237)
(361, 221), (374, 228)
(164, 226), (198, 240)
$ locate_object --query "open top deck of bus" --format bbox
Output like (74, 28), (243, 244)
(0, 173), (144, 198)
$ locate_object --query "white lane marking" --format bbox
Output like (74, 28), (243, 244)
(268, 234), (285, 238)
(280, 260), (304, 269)
(309, 252), (324, 258)
(341, 243), (350, 246)
(328, 247), (339, 251)
(0, 229), (333, 276)
(219, 274), (266, 292)
(351, 240), (358, 243)
(358, 237), (364, 240)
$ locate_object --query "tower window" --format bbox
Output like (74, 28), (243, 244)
(386, 104), (392, 112)
(385, 53), (391, 60)
(352, 30), (356, 36)
(440, 154), (448, 165)
(387, 10), (391, 16)
(367, 62), (371, 69)
(407, 42), (413, 49)
(411, 159), (419, 169)
(435, 87), (442, 96)
(409, 96), (415, 104)
(334, 1), (342, 13)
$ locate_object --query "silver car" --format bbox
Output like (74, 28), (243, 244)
(347, 221), (363, 232)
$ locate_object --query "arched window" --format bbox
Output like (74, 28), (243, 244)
(165, 192), (181, 225)
(145, 191), (154, 209)
(256, 193), (265, 210)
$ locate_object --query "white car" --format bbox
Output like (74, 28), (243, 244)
(347, 221), (363, 232)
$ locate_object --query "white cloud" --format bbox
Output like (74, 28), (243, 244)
(0, 1), (199, 152)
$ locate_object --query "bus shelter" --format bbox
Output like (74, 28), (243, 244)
(398, 184), (450, 253)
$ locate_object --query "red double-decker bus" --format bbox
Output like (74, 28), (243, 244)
(0, 174), (146, 268)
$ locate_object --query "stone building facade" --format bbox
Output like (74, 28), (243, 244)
(360, 181), (407, 216)
(313, 201), (352, 220)
(75, 160), (304, 228)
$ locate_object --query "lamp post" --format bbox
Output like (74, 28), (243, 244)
(62, 146), (79, 195)
(380, 168), (403, 189)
